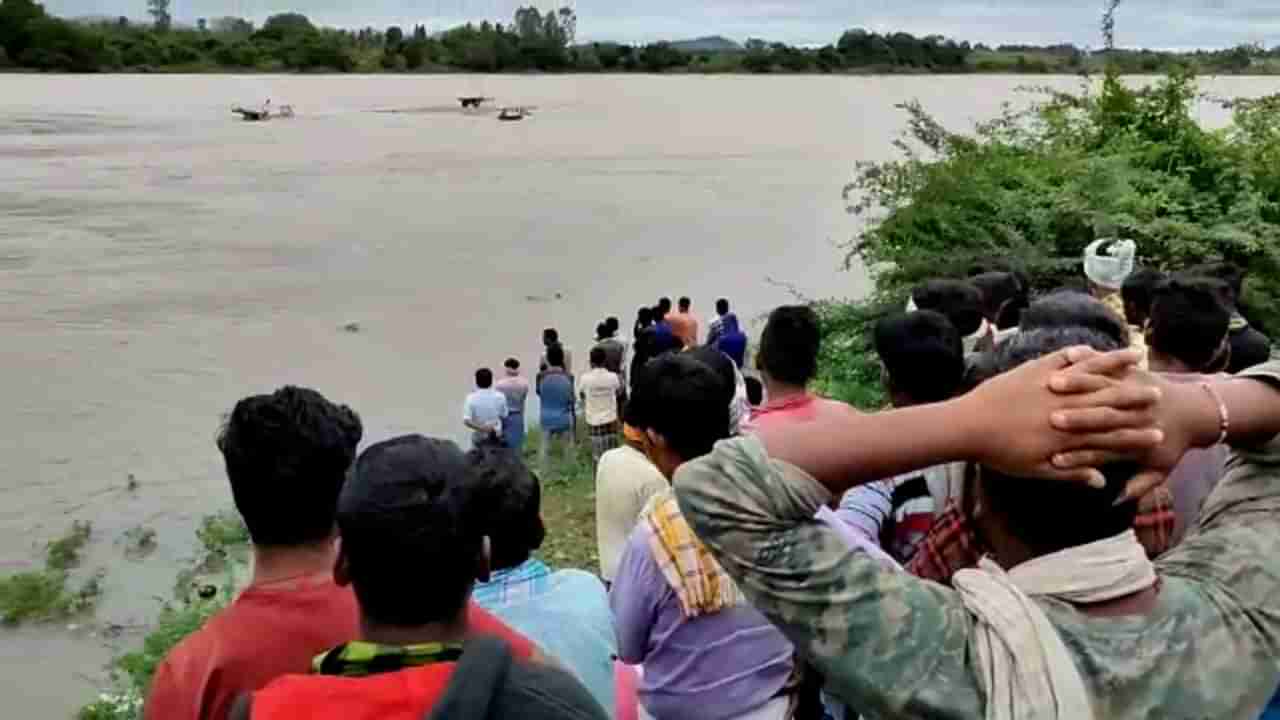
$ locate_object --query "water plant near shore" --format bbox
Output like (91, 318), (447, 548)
(46, 520), (92, 571)
(0, 522), (103, 625)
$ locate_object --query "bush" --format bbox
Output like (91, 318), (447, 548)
(842, 67), (1280, 332)
(816, 66), (1279, 405)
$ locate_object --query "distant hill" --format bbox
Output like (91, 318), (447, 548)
(668, 36), (742, 53)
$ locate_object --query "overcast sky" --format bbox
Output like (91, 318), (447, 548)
(42, 0), (1280, 50)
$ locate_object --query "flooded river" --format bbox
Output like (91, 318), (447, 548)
(2, 73), (1277, 716)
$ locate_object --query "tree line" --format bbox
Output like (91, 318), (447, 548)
(1, 0), (1277, 74)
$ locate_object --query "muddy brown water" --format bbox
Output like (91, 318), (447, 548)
(1, 73), (1276, 717)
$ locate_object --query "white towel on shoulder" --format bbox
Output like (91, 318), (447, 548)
(953, 530), (1156, 720)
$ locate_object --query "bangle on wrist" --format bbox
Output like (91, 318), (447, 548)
(1200, 382), (1230, 445)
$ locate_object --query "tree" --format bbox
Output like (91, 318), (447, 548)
(146, 0), (170, 31)
(385, 25), (403, 49)
(513, 6), (542, 42)
(403, 39), (427, 69)
(556, 7), (576, 46)
(815, 45), (843, 72)
(259, 13), (314, 41)
(0, 0), (47, 60)
(638, 41), (685, 72)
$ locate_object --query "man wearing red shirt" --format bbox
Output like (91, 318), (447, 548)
(145, 388), (536, 720)
(751, 305), (850, 431)
(230, 435), (604, 720)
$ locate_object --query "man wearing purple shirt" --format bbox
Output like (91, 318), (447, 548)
(609, 354), (795, 720)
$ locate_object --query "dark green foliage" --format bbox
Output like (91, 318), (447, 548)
(815, 67), (1280, 405)
(837, 28), (970, 70)
(638, 42), (686, 72)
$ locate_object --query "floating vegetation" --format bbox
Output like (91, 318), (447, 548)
(195, 511), (250, 557)
(0, 567), (103, 626)
(47, 520), (92, 571)
(121, 526), (157, 560)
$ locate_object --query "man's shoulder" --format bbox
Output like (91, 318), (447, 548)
(546, 570), (611, 613)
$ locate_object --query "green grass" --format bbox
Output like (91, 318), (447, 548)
(523, 429), (601, 574)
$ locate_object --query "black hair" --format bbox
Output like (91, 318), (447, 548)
(596, 322), (610, 341)
(995, 296), (1030, 331)
(873, 311), (964, 405)
(1149, 277), (1231, 372)
(744, 376), (763, 407)
(545, 344), (565, 369)
(589, 346), (607, 367)
(1019, 291), (1130, 347)
(636, 307), (653, 327)
(542, 328), (559, 345)
(911, 280), (985, 337)
(1121, 268), (1166, 327)
(653, 304), (668, 322)
(970, 272), (1024, 324)
(475, 368), (493, 389)
(658, 297), (672, 314)
(338, 435), (479, 627)
(1186, 262), (1245, 306)
(758, 305), (821, 387)
(981, 328), (1139, 555)
(605, 317), (620, 334)
(678, 297), (692, 311)
(716, 298), (730, 315)
(218, 386), (362, 547)
(464, 449), (544, 571)
(504, 358), (520, 371)
(627, 354), (730, 462)
(686, 345), (738, 408)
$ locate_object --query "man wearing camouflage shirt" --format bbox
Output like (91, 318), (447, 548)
(675, 336), (1280, 719)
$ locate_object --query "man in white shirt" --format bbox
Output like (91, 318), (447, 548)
(595, 419), (668, 585)
(579, 347), (621, 468)
(463, 368), (508, 450)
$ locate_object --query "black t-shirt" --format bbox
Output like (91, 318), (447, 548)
(426, 636), (609, 720)
(1229, 326), (1272, 374)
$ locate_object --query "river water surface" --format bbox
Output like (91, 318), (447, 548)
(2, 73), (1277, 717)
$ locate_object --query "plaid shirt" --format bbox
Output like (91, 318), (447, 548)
(908, 484), (1176, 585)
(471, 558), (554, 607)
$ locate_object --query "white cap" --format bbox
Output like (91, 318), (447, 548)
(1083, 238), (1137, 290)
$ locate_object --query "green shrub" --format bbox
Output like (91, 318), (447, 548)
(47, 520), (92, 570)
(841, 66), (1280, 335)
(0, 567), (101, 624)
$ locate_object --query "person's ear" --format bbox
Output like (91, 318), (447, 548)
(645, 428), (663, 450)
(333, 537), (351, 587)
(476, 536), (491, 583)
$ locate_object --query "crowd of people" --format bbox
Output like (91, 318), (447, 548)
(141, 239), (1280, 720)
